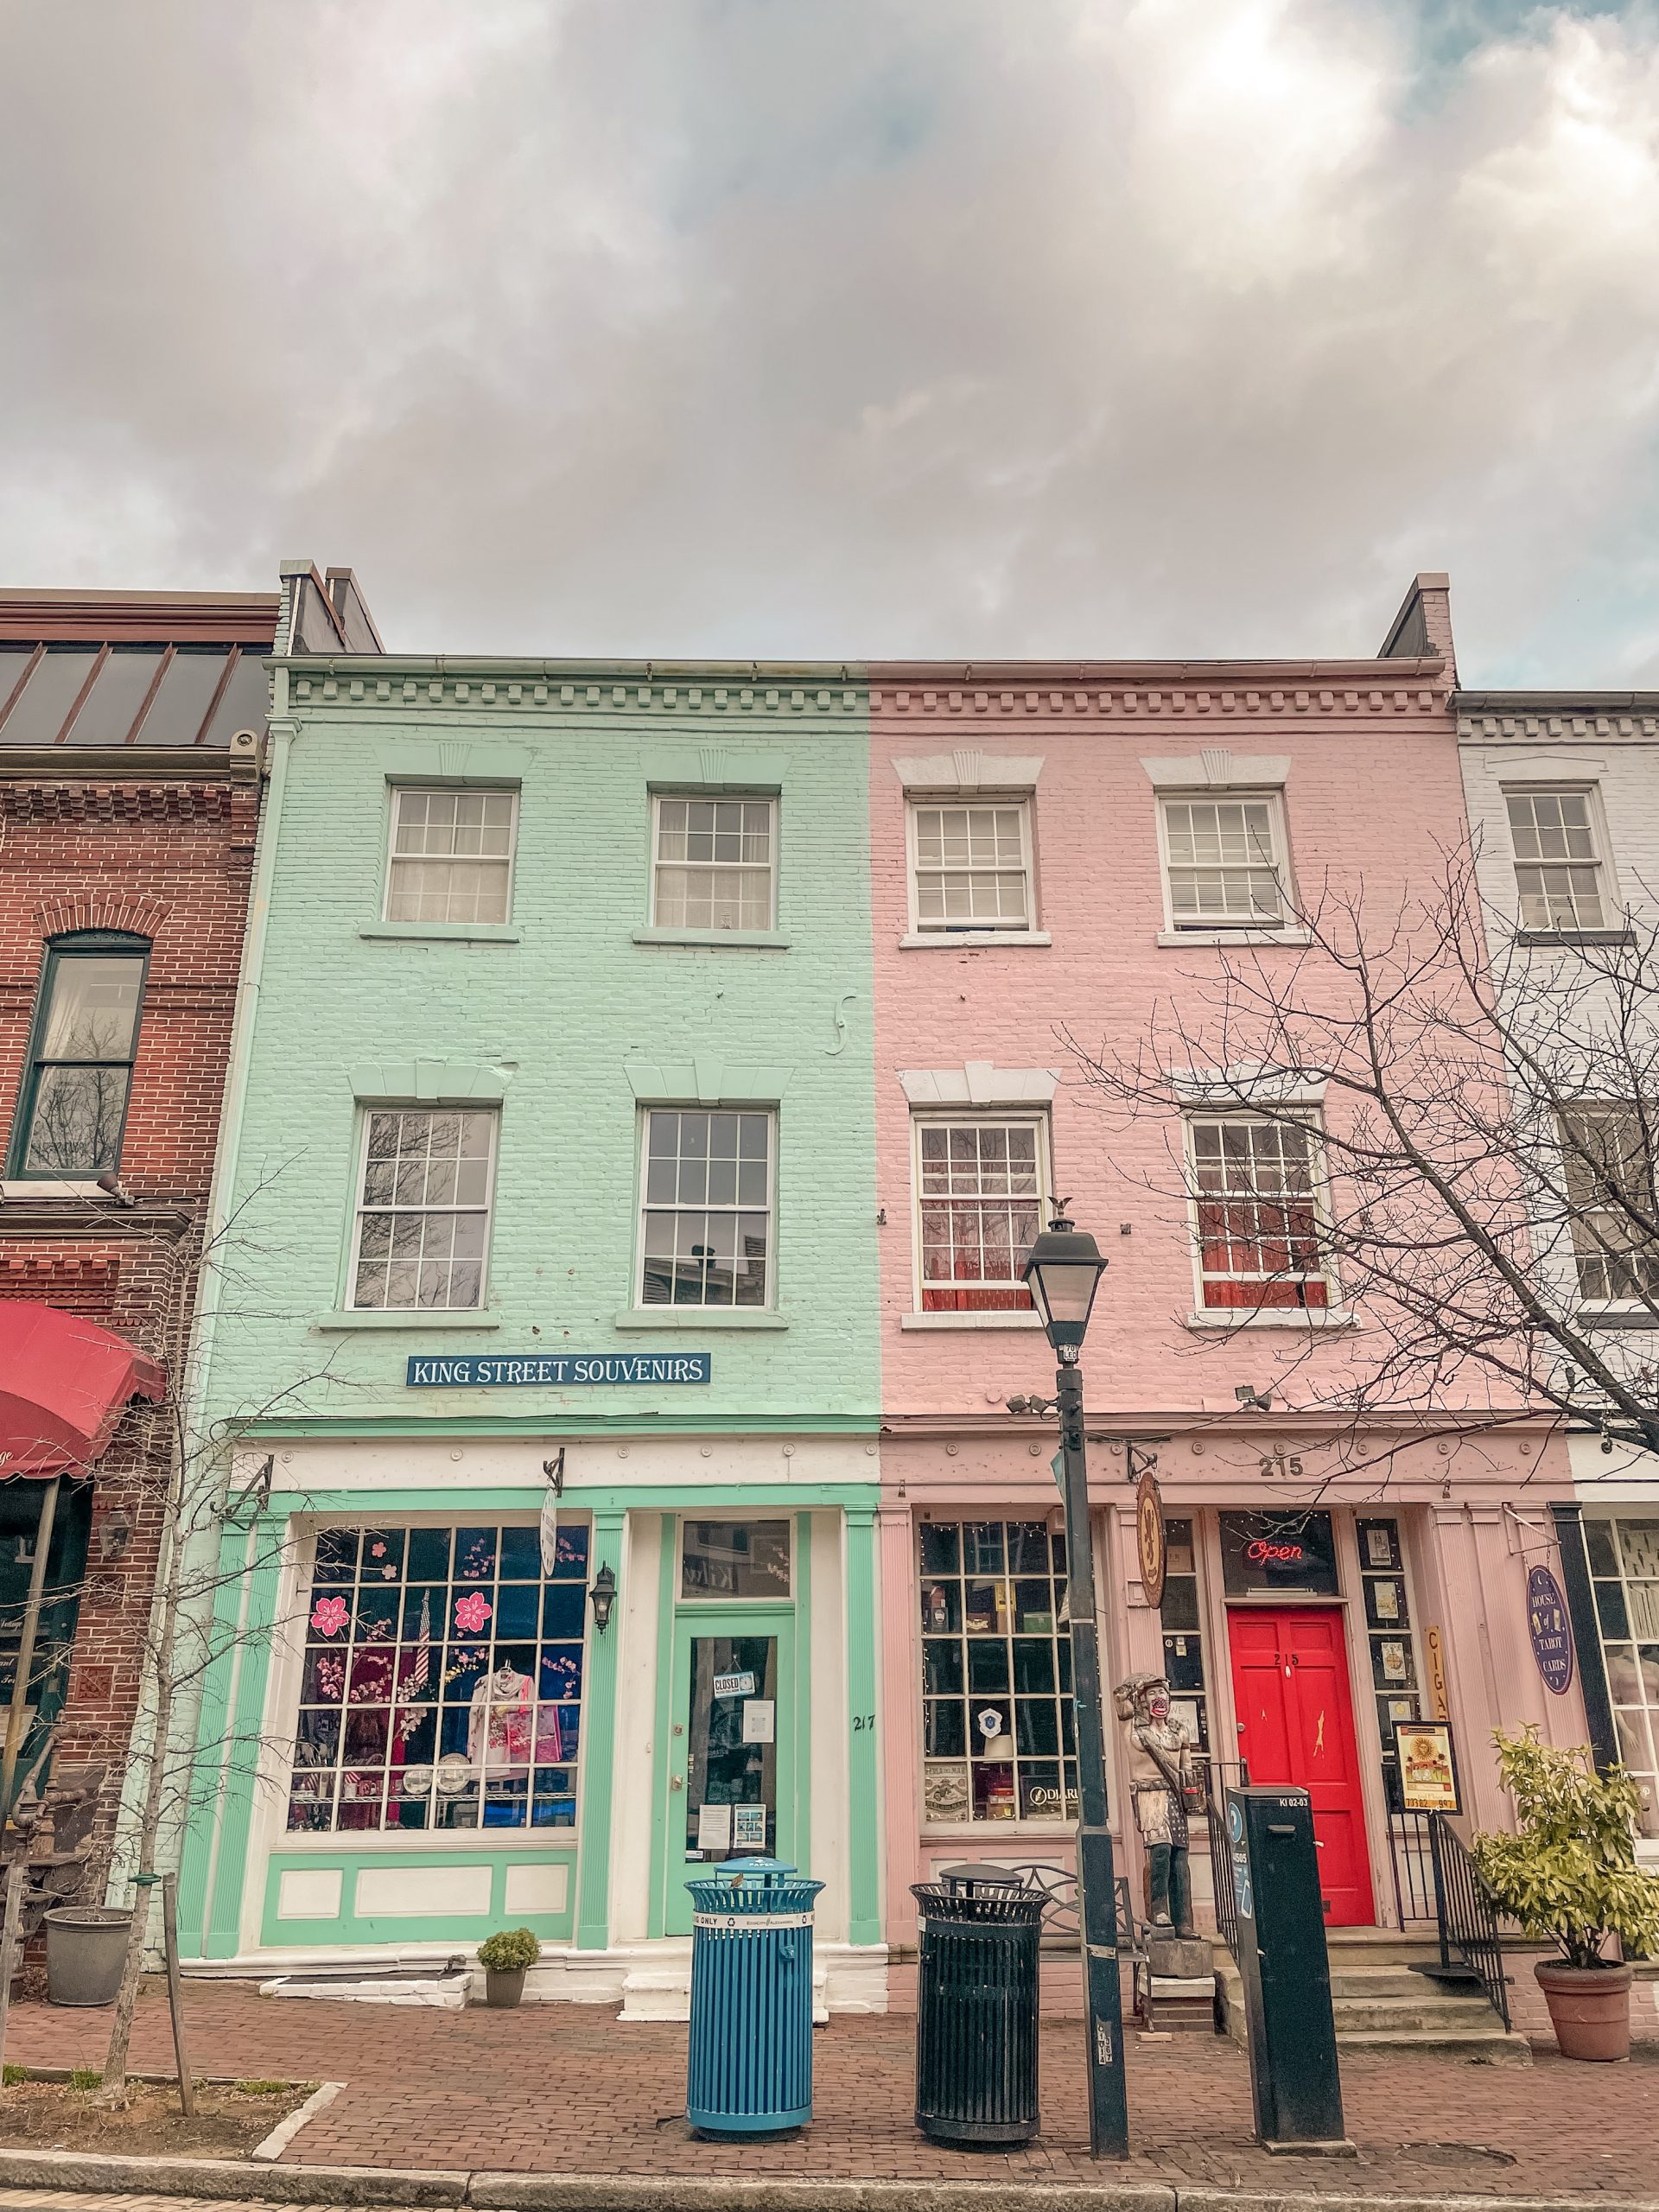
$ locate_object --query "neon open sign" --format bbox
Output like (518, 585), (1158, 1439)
(1246, 1538), (1305, 1566)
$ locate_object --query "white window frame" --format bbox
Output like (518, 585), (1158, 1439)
(346, 1106), (499, 1313)
(382, 785), (519, 927)
(1183, 1110), (1338, 1315)
(905, 797), (1038, 938)
(1157, 791), (1293, 935)
(911, 1111), (1050, 1313)
(1557, 1103), (1659, 1310)
(1503, 784), (1613, 933)
(650, 793), (778, 932)
(636, 1105), (778, 1311)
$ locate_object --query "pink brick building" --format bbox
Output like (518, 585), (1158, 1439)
(868, 577), (1590, 1948)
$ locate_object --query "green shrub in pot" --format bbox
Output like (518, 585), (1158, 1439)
(478, 1927), (541, 1973)
(1471, 1726), (1659, 2060)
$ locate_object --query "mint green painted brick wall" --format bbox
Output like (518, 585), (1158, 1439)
(203, 691), (880, 1430)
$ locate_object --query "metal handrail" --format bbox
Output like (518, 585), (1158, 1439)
(1430, 1812), (1512, 2031)
(1206, 1798), (1240, 1959)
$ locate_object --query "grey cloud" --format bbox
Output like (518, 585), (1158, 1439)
(3, 0), (1657, 680)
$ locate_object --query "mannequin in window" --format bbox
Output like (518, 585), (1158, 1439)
(1114, 1670), (1196, 1934)
(468, 1661), (535, 1774)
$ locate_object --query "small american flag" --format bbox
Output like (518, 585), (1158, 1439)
(404, 1588), (432, 1705)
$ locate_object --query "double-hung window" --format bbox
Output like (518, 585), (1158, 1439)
(349, 1109), (497, 1311)
(1160, 796), (1287, 931)
(639, 1109), (773, 1307)
(1506, 790), (1609, 931)
(10, 935), (148, 1178)
(652, 798), (776, 931)
(1188, 1114), (1331, 1311)
(385, 787), (517, 925)
(915, 1116), (1044, 1311)
(1559, 1105), (1659, 1305)
(908, 802), (1033, 933)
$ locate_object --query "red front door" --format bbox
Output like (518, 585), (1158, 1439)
(1227, 1605), (1374, 1926)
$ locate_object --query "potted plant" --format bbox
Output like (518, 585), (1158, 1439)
(1471, 1726), (1659, 2061)
(477, 1926), (541, 2009)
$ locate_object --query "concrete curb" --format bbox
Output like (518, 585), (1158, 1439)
(0, 2153), (1655, 2212)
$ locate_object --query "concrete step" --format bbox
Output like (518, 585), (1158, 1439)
(1338, 2028), (1532, 2065)
(620, 1960), (830, 2026)
(1214, 1952), (1527, 2061)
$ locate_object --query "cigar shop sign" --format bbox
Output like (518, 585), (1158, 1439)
(406, 1351), (712, 1387)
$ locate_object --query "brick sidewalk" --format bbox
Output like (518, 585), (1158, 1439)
(7, 1978), (1658, 2200)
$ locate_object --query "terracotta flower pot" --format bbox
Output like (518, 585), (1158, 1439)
(1535, 1960), (1633, 2062)
(484, 1965), (527, 2009)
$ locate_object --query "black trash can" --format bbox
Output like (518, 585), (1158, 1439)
(911, 1864), (1047, 2146)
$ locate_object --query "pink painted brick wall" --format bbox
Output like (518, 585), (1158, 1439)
(867, 662), (1473, 1420)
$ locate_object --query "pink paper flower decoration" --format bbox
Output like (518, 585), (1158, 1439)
(311, 1596), (349, 1638)
(454, 1591), (493, 1635)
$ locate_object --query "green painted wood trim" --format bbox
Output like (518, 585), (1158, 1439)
(573, 1506), (626, 1952)
(844, 1504), (881, 1944)
(240, 1415), (880, 1440)
(261, 1848), (575, 1948)
(264, 1484), (880, 1517)
(176, 1522), (257, 1957)
(645, 1515), (679, 1942)
(202, 1521), (283, 1958)
(794, 1510), (813, 1885)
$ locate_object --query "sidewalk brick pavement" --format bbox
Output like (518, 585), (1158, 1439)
(7, 1973), (1658, 2201)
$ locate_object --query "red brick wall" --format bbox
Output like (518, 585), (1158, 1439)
(0, 776), (257, 1848)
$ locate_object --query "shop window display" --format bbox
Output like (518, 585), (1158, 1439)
(1355, 1516), (1421, 1808)
(288, 1521), (590, 1834)
(918, 1518), (1078, 1824)
(1585, 1517), (1659, 1838)
(1159, 1517), (1211, 1758)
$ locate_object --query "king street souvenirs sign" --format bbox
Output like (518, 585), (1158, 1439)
(1526, 1562), (1575, 1695)
(1136, 1469), (1166, 1608)
(406, 1351), (712, 1387)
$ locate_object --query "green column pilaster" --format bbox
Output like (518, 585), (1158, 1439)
(575, 1505), (626, 1951)
(844, 1503), (880, 1944)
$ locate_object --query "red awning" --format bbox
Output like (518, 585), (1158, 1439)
(0, 1302), (166, 1478)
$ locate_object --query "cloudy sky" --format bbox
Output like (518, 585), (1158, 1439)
(3, 0), (1657, 680)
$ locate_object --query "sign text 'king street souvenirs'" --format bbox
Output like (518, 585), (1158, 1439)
(406, 1351), (712, 1388)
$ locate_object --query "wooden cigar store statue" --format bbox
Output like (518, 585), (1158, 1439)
(1114, 1669), (1197, 1935)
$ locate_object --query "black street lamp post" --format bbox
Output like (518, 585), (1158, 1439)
(1021, 1211), (1129, 2161)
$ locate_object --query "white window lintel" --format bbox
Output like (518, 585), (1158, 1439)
(894, 750), (1045, 796)
(1171, 1062), (1328, 1108)
(1493, 753), (1607, 785)
(900, 1064), (1058, 1107)
(1141, 749), (1291, 791)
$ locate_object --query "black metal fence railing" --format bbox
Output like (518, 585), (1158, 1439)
(1388, 1808), (1439, 1924)
(1206, 1797), (1240, 1958)
(1428, 1812), (1511, 2031)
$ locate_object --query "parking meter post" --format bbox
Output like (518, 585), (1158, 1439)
(1056, 1357), (1129, 2161)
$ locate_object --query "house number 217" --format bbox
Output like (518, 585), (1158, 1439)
(851, 1714), (875, 1731)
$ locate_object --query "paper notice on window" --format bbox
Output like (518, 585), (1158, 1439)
(714, 1672), (757, 1699)
(742, 1700), (775, 1745)
(733, 1803), (766, 1850)
(696, 1802), (733, 1851)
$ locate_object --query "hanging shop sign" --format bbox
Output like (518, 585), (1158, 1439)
(1392, 1717), (1461, 1814)
(1135, 1470), (1167, 1609)
(1526, 1563), (1574, 1696)
(405, 1351), (712, 1388)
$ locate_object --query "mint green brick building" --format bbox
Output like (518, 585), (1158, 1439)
(178, 600), (884, 2009)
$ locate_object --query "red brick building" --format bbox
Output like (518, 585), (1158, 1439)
(0, 570), (376, 1871)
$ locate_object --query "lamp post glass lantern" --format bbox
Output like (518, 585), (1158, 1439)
(1020, 1213), (1129, 2160)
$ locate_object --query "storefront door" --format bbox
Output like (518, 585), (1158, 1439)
(664, 1608), (795, 1937)
(1227, 1606), (1373, 1925)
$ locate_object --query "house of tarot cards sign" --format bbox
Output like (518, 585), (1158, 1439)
(405, 1352), (711, 1387)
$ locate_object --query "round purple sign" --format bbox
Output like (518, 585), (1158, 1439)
(1527, 1564), (1574, 1696)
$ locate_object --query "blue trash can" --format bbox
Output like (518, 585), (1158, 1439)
(685, 1856), (824, 2137)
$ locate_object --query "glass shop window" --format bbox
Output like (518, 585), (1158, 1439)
(288, 1519), (590, 1835)
(1357, 1516), (1421, 1808)
(1586, 1517), (1659, 1839)
(918, 1517), (1079, 1826)
(1218, 1509), (1338, 1597)
(1159, 1516), (1211, 1758)
(680, 1519), (791, 1600)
